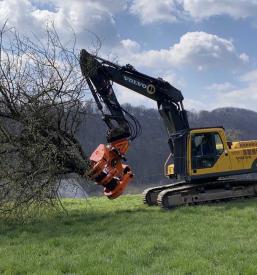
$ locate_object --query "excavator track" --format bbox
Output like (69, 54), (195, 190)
(157, 179), (257, 210)
(142, 181), (185, 206)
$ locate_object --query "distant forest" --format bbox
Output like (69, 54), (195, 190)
(77, 105), (257, 189)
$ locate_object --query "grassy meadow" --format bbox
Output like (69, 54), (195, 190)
(0, 195), (257, 274)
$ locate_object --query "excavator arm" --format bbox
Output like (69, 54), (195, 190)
(79, 49), (189, 199)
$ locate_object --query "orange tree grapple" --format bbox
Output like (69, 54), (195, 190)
(88, 139), (133, 199)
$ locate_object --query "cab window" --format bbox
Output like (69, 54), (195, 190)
(215, 134), (224, 155)
(191, 132), (224, 169)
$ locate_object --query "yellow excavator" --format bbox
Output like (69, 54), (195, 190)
(80, 49), (257, 209)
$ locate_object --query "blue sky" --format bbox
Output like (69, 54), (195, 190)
(1, 0), (257, 111)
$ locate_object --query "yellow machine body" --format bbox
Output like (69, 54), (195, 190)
(166, 127), (257, 180)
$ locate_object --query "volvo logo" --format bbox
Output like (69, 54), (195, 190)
(124, 76), (156, 94)
(124, 76), (147, 89)
(147, 84), (156, 94)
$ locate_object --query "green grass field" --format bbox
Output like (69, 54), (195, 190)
(0, 195), (257, 275)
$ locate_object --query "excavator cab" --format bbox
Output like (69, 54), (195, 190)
(191, 132), (223, 170)
(188, 128), (231, 179)
(166, 127), (231, 181)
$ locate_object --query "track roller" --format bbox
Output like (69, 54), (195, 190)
(142, 181), (185, 206)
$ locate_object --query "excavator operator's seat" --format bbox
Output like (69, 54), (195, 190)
(191, 133), (224, 170)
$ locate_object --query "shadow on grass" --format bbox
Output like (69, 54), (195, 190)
(0, 205), (157, 241)
(1, 197), (257, 243)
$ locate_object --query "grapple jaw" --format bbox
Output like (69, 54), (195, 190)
(88, 139), (133, 199)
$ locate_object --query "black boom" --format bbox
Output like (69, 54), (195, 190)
(80, 49), (189, 144)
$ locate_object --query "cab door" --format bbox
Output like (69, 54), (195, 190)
(189, 129), (231, 177)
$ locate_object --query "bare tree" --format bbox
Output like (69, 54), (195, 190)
(0, 23), (91, 218)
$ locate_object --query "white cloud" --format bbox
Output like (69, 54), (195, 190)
(206, 82), (235, 93)
(110, 31), (249, 110)
(183, 0), (257, 21)
(130, 0), (257, 24)
(120, 39), (140, 51)
(206, 70), (257, 111)
(0, 0), (128, 46)
(239, 53), (250, 63)
(0, 1), (255, 112)
(240, 69), (257, 83)
(130, 0), (183, 24)
(125, 32), (248, 70)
